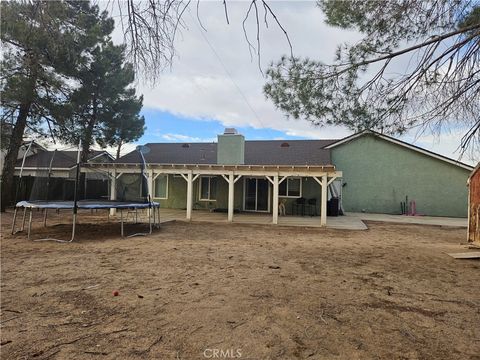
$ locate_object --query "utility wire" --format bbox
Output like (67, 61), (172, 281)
(188, 9), (275, 137)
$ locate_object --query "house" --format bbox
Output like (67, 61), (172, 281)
(325, 131), (473, 217)
(467, 163), (480, 244)
(90, 129), (473, 226)
(14, 148), (114, 202)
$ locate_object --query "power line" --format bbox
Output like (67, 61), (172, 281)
(188, 9), (275, 137)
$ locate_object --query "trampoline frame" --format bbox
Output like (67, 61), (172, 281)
(11, 200), (160, 242)
(11, 141), (161, 243)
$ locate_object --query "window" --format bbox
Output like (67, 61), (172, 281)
(154, 175), (168, 199)
(199, 176), (217, 201)
(279, 178), (302, 198)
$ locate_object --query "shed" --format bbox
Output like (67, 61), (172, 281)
(468, 163), (480, 244)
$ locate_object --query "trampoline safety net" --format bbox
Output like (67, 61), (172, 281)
(12, 145), (159, 242)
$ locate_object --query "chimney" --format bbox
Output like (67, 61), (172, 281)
(217, 128), (245, 165)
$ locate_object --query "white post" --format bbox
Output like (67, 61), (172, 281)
(148, 169), (154, 201)
(272, 174), (279, 225)
(110, 170), (117, 216)
(321, 174), (327, 226)
(186, 171), (193, 221)
(228, 172), (234, 222)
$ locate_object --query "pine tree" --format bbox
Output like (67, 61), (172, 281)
(0, 0), (113, 210)
(58, 42), (144, 162)
(265, 1), (480, 155)
(98, 90), (145, 159)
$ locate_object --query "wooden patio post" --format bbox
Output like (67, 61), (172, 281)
(321, 174), (327, 226)
(186, 171), (193, 221)
(272, 174), (279, 225)
(148, 169), (154, 201)
(110, 170), (117, 216)
(228, 172), (234, 222)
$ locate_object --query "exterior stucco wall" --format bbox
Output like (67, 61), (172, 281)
(331, 134), (470, 217)
(153, 175), (325, 215)
(153, 175), (244, 211)
(154, 175), (187, 209)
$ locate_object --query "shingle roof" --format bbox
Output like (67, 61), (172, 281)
(117, 139), (337, 166)
(16, 150), (109, 169)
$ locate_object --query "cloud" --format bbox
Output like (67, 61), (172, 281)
(405, 130), (478, 165)
(160, 133), (216, 143)
(130, 2), (357, 140)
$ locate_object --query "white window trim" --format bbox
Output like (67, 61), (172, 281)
(279, 177), (302, 198)
(154, 174), (169, 199)
(199, 176), (217, 201)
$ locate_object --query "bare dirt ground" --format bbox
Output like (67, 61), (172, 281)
(1, 210), (479, 360)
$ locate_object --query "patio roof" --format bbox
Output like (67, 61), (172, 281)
(86, 162), (342, 227)
(86, 162), (338, 176)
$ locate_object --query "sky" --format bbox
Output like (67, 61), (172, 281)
(107, 1), (477, 165)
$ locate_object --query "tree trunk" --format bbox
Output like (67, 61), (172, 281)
(116, 140), (122, 159)
(1, 103), (32, 211)
(1, 49), (38, 212)
(78, 98), (97, 199)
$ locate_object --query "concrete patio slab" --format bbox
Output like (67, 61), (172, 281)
(349, 212), (467, 227)
(159, 209), (368, 230)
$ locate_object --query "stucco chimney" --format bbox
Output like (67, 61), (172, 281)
(217, 128), (245, 165)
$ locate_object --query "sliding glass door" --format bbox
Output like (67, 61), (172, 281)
(244, 178), (270, 212)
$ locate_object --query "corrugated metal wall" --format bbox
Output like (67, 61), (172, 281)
(468, 167), (480, 243)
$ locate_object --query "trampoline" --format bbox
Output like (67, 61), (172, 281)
(11, 142), (160, 242)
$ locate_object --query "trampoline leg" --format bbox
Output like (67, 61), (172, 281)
(148, 207), (152, 234)
(43, 209), (48, 227)
(27, 209), (33, 240)
(21, 208), (27, 232)
(135, 208), (138, 224)
(120, 209), (124, 237)
(154, 207), (159, 229)
(71, 213), (77, 242)
(11, 208), (18, 234)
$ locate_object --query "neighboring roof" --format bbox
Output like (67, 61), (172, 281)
(16, 150), (113, 169)
(21, 140), (48, 152)
(116, 139), (337, 166)
(324, 130), (474, 171)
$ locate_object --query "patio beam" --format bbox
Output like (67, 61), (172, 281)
(327, 176), (339, 186)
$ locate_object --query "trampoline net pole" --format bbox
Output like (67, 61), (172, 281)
(71, 140), (82, 242)
(14, 140), (34, 207)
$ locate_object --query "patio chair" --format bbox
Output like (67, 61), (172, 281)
(305, 198), (317, 216)
(292, 197), (306, 216)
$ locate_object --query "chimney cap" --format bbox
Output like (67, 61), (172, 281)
(223, 128), (238, 135)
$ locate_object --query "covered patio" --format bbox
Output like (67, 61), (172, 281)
(87, 163), (344, 227)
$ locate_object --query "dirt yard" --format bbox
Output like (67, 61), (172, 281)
(1, 210), (479, 360)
